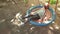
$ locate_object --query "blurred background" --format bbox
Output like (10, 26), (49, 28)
(0, 0), (60, 34)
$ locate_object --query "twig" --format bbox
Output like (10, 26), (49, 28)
(55, 0), (58, 12)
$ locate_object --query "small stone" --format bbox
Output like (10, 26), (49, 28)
(11, 19), (14, 22)
(52, 21), (55, 23)
(0, 19), (6, 23)
(30, 27), (35, 30)
(55, 26), (59, 29)
(49, 26), (54, 30)
(16, 13), (20, 18)
(31, 4), (34, 6)
(57, 7), (60, 11)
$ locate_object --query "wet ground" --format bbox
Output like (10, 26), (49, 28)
(0, 0), (60, 34)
